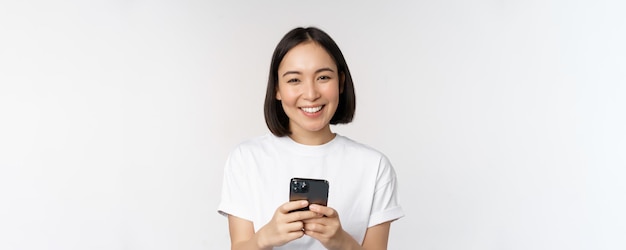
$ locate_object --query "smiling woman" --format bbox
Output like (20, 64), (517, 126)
(276, 42), (342, 145)
(264, 28), (356, 140)
(217, 27), (404, 250)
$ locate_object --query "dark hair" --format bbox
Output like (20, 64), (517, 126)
(264, 27), (356, 136)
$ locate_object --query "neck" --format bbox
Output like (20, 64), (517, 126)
(288, 127), (335, 146)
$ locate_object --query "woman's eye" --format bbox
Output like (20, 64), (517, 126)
(318, 76), (331, 81)
(287, 78), (300, 83)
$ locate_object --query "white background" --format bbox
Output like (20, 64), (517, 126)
(1, 0), (625, 249)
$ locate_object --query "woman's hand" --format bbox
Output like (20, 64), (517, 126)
(255, 200), (320, 249)
(303, 204), (362, 250)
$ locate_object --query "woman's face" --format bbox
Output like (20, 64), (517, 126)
(276, 41), (342, 141)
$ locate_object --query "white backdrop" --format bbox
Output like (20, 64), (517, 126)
(1, 0), (625, 249)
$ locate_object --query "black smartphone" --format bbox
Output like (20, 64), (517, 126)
(289, 177), (329, 212)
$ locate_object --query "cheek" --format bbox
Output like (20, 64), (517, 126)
(277, 90), (297, 106)
(323, 84), (341, 101)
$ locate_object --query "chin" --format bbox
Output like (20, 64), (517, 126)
(306, 124), (330, 133)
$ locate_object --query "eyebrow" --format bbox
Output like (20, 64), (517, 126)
(282, 67), (335, 77)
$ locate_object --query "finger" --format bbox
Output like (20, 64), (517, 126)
(303, 221), (326, 233)
(286, 210), (319, 222)
(304, 228), (325, 240)
(304, 230), (324, 242)
(309, 204), (337, 217)
(284, 220), (304, 232)
(278, 200), (309, 214)
(285, 230), (305, 241)
(302, 217), (327, 225)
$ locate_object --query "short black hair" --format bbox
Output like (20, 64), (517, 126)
(264, 27), (356, 136)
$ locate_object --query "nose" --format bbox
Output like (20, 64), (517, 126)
(302, 80), (320, 101)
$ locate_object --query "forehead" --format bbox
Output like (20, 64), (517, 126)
(278, 42), (337, 72)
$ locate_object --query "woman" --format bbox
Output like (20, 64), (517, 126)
(218, 27), (404, 250)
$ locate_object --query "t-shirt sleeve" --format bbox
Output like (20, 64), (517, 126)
(368, 155), (404, 228)
(217, 147), (253, 222)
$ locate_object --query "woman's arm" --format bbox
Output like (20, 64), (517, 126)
(303, 205), (393, 250)
(228, 215), (268, 250)
(361, 221), (392, 250)
(229, 204), (393, 250)
(227, 201), (319, 250)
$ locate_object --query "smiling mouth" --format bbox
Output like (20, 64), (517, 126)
(300, 106), (324, 113)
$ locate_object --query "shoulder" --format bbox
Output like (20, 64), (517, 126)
(335, 134), (388, 159)
(334, 135), (398, 188)
(333, 135), (394, 171)
(223, 134), (280, 172)
(224, 134), (276, 161)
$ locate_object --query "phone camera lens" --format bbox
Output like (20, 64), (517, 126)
(292, 180), (309, 193)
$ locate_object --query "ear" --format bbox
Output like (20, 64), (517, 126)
(339, 73), (345, 94)
(276, 89), (282, 100)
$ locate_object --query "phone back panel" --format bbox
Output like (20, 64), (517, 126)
(289, 178), (329, 210)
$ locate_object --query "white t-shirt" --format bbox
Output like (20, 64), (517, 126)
(218, 133), (404, 249)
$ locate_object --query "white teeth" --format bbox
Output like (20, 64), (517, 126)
(301, 106), (323, 113)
